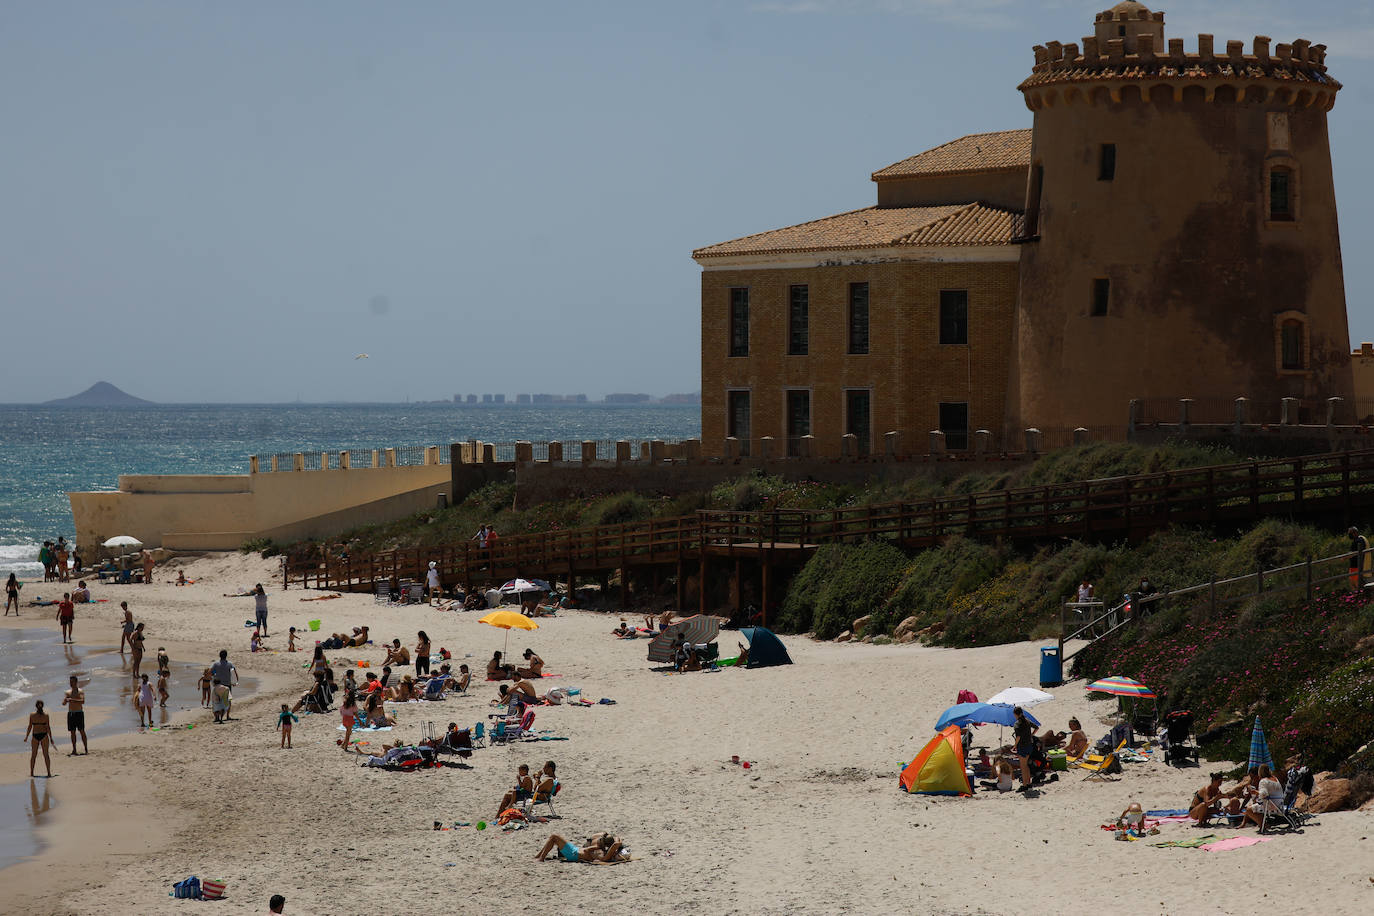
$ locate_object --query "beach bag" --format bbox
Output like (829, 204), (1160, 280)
(201, 879), (227, 900)
(172, 876), (201, 899)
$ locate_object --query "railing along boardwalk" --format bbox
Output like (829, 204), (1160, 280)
(285, 449), (1374, 608)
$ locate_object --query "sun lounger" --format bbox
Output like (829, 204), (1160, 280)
(1074, 740), (1126, 781)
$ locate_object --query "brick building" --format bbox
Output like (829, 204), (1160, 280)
(694, 3), (1355, 457)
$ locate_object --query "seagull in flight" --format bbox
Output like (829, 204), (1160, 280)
(354, 353), (369, 360)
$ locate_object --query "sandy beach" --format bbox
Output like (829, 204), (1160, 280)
(0, 552), (1370, 915)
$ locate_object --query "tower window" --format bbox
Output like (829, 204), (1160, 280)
(728, 390), (751, 456)
(939, 290), (968, 344)
(1269, 168), (1294, 221)
(1118, 25), (1126, 37)
(787, 285), (809, 356)
(1098, 144), (1117, 181)
(786, 389), (811, 456)
(1281, 320), (1304, 370)
(848, 282), (870, 355)
(1091, 278), (1110, 317)
(729, 288), (749, 357)
(939, 402), (970, 451)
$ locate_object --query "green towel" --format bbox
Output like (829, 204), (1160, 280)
(1151, 834), (1217, 848)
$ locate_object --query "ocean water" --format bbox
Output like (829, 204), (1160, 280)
(0, 404), (700, 576)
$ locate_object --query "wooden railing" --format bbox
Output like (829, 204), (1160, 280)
(285, 448), (1374, 591)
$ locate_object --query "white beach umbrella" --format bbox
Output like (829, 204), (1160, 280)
(102, 535), (143, 549)
(986, 686), (1055, 708)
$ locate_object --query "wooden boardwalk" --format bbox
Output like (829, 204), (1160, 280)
(285, 448), (1374, 619)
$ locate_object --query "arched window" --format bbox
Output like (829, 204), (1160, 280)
(1281, 320), (1303, 370)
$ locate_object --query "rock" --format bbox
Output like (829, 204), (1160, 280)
(836, 630), (852, 642)
(1306, 776), (1355, 813)
(893, 616), (921, 638)
(897, 631), (918, 644)
(1355, 634), (1374, 656)
(852, 614), (873, 636)
(1360, 795), (1374, 812)
(860, 635), (874, 643)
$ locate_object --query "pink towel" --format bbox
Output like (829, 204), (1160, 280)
(1200, 836), (1273, 852)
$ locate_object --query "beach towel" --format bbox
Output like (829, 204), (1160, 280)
(1146, 809), (1190, 817)
(340, 725), (392, 732)
(1200, 836), (1273, 852)
(1151, 835), (1218, 849)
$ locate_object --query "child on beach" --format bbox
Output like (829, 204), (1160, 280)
(338, 691), (358, 751)
(136, 674), (157, 727)
(251, 630), (263, 653)
(288, 626), (300, 652)
(198, 668), (213, 708)
(277, 704), (298, 748)
(157, 669), (170, 707)
(212, 679), (232, 723)
(157, 647), (170, 673)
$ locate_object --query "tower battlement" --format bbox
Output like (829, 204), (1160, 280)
(1030, 34), (1330, 75)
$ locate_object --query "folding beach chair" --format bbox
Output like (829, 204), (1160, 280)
(490, 709), (536, 745)
(523, 779), (562, 818)
(374, 580), (389, 604)
(1074, 740), (1126, 781)
(470, 721), (486, 748)
(422, 677), (447, 701)
(407, 583), (424, 604)
(1261, 766), (1315, 834)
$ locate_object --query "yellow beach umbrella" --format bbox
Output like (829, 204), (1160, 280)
(479, 610), (539, 655)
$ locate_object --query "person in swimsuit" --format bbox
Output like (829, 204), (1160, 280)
(414, 631), (431, 677)
(516, 649), (544, 679)
(119, 601), (134, 652)
(383, 639), (410, 666)
(157, 669), (170, 707)
(497, 764), (534, 814)
(62, 675), (88, 756)
(25, 700), (53, 777)
(198, 668), (213, 708)
(287, 627), (301, 653)
(156, 647), (170, 674)
(4, 572), (19, 616)
(277, 703), (298, 749)
(136, 674), (157, 727)
(338, 691), (358, 751)
(129, 622), (147, 678)
(487, 651), (515, 681)
(56, 592), (75, 644)
(535, 833), (625, 864)
(1064, 718), (1089, 759)
(456, 664), (472, 693)
(364, 691), (394, 727)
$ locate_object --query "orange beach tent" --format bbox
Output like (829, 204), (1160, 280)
(899, 725), (973, 796)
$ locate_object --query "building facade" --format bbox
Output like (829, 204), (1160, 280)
(694, 3), (1355, 456)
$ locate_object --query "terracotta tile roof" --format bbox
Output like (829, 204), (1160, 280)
(870, 129), (1032, 181)
(693, 203), (1024, 259)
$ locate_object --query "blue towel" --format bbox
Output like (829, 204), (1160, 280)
(1145, 809), (1190, 817)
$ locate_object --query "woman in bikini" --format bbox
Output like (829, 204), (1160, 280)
(414, 631), (432, 677)
(24, 700), (53, 777)
(129, 622), (147, 679)
(365, 691), (394, 727)
(198, 668), (213, 708)
(516, 649), (544, 679)
(4, 573), (19, 616)
(386, 675), (417, 702)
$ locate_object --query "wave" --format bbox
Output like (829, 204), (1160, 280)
(0, 684), (34, 718)
(0, 543), (42, 577)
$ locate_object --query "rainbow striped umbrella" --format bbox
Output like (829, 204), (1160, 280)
(1085, 676), (1156, 699)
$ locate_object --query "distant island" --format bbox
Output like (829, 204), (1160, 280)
(44, 381), (155, 406)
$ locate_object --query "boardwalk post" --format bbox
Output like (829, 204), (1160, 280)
(1209, 575), (1216, 617)
(1306, 556), (1313, 599)
(1256, 564), (1264, 597)
(761, 558), (770, 628)
(676, 559), (685, 611)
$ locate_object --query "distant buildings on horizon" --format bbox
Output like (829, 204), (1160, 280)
(446, 391), (700, 406)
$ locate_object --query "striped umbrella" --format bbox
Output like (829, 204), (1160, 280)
(647, 615), (720, 663)
(1085, 676), (1157, 699)
(1248, 716), (1274, 772)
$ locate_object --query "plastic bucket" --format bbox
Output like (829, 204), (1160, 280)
(308, 619), (321, 631)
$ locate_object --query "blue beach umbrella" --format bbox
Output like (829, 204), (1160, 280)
(934, 702), (1040, 731)
(1248, 716), (1274, 772)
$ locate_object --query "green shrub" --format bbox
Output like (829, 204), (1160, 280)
(776, 540), (908, 639)
(240, 537), (279, 558)
(579, 492), (655, 527)
(878, 536), (1004, 633)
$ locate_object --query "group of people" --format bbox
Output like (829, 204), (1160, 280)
(486, 648), (543, 680)
(1186, 758), (1305, 828)
(37, 537), (77, 582)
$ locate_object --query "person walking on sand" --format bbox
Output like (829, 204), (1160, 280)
(198, 668), (213, 708)
(277, 703), (298, 749)
(211, 679), (231, 723)
(338, 690), (358, 751)
(252, 583), (269, 636)
(157, 668), (170, 707)
(62, 675), (88, 756)
(119, 601), (134, 652)
(210, 649), (238, 690)
(129, 622), (147, 678)
(5, 572), (19, 616)
(56, 592), (74, 644)
(141, 549), (154, 584)
(136, 674), (156, 727)
(24, 700), (53, 777)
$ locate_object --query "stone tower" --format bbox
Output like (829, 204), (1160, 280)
(1008, 3), (1355, 432)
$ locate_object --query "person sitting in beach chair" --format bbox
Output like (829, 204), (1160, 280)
(1242, 765), (1286, 828)
(386, 675), (418, 702)
(422, 674), (448, 701)
(1260, 764), (1314, 833)
(525, 760), (561, 816)
(497, 764), (535, 814)
(1064, 719), (1089, 760)
(293, 673), (332, 714)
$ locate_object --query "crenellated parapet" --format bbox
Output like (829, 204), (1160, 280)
(1020, 30), (1340, 111)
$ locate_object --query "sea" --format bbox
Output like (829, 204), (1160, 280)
(0, 403), (700, 577)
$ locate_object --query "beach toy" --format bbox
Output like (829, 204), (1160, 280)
(308, 619), (321, 631)
(742, 761), (751, 769)
(731, 755), (739, 765)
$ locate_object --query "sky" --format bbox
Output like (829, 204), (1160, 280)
(3, 0), (1374, 403)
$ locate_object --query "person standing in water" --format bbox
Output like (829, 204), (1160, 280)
(62, 675), (88, 756)
(24, 700), (53, 777)
(4, 572), (19, 616)
(119, 601), (134, 652)
(136, 674), (157, 727)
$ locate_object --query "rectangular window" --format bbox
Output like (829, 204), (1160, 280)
(787, 285), (809, 356)
(729, 288), (750, 357)
(939, 402), (970, 452)
(846, 389), (872, 457)
(786, 389), (811, 457)
(1098, 143), (1116, 181)
(1091, 278), (1110, 317)
(727, 390), (751, 457)
(939, 290), (969, 345)
(1281, 321), (1304, 370)
(1270, 170), (1293, 221)
(848, 282), (869, 355)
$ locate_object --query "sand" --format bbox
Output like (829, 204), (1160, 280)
(1, 552), (1371, 915)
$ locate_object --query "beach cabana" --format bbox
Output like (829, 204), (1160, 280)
(646, 615), (719, 663)
(899, 725), (973, 796)
(740, 627), (792, 668)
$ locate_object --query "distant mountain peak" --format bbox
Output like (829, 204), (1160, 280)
(44, 382), (155, 406)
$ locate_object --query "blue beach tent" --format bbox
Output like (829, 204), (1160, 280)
(740, 627), (793, 668)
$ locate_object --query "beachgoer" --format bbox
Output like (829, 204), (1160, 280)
(979, 756), (1016, 792)
(136, 674), (156, 727)
(1064, 718), (1089, 759)
(4, 573), (19, 616)
(157, 668), (170, 707)
(426, 561), (441, 600)
(1118, 801), (1147, 836)
(287, 627), (300, 653)
(71, 581), (90, 604)
(415, 631), (431, 676)
(339, 691), (358, 751)
(55, 542), (69, 581)
(1036, 726), (1066, 750)
(473, 524), (490, 550)
(383, 639), (411, 666)
(1076, 579), (1093, 604)
(517, 648), (544, 679)
(210, 649), (238, 689)
(342, 669), (357, 694)
(487, 651), (515, 681)
(534, 833), (625, 864)
(497, 764), (534, 814)
(456, 664), (471, 693)
(612, 619), (632, 637)
(62, 675), (88, 756)
(253, 583), (269, 636)
(140, 549), (154, 584)
(156, 647), (170, 674)
(277, 703), (298, 749)
(1350, 527), (1370, 589)
(39, 542), (53, 582)
(270, 894), (286, 914)
(251, 630), (263, 653)
(24, 700), (53, 777)
(198, 668), (213, 708)
(365, 691), (393, 727)
(386, 675), (417, 702)
(56, 592), (74, 644)
(119, 601), (134, 652)
(212, 679), (232, 723)
(1242, 765), (1286, 827)
(1012, 707), (1035, 791)
(176, 570), (188, 586)
(1189, 772), (1228, 825)
(130, 622), (147, 678)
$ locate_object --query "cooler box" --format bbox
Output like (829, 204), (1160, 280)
(1039, 645), (1063, 687)
(1047, 749), (1068, 771)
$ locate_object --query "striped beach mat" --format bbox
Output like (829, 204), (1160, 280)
(201, 879), (227, 900)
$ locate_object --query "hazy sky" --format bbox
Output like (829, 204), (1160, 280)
(4, 1), (1374, 403)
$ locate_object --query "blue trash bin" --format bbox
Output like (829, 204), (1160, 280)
(1039, 645), (1063, 687)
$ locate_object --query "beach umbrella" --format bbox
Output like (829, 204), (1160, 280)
(934, 702), (1039, 731)
(102, 535), (143, 549)
(986, 687), (1055, 708)
(479, 609), (539, 654)
(1085, 676), (1156, 699)
(1248, 716), (1274, 773)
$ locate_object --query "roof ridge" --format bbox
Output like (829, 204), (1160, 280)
(691, 205), (879, 257)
